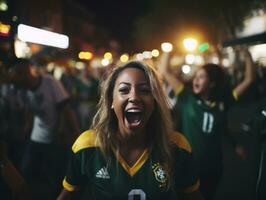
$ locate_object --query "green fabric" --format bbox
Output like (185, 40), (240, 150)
(64, 144), (198, 200)
(173, 88), (234, 173)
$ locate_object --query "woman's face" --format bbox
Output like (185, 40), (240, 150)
(112, 67), (154, 138)
(193, 68), (210, 97)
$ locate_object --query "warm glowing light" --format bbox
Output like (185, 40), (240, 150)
(222, 58), (230, 67)
(211, 56), (219, 64)
(183, 38), (198, 52)
(185, 54), (195, 64)
(14, 40), (31, 58)
(0, 2), (8, 11)
(91, 59), (102, 68)
(78, 51), (93, 60)
(194, 55), (204, 65)
(76, 62), (85, 70)
(104, 52), (112, 60)
(0, 22), (11, 36)
(181, 65), (191, 74)
(120, 54), (129, 63)
(101, 58), (110, 66)
(18, 24), (69, 49)
(78, 52), (83, 59)
(151, 49), (160, 57)
(143, 51), (152, 59)
(161, 42), (173, 52)
(136, 53), (144, 61)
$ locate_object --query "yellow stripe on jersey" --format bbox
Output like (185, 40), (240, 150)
(117, 149), (149, 177)
(181, 179), (200, 193)
(63, 177), (80, 191)
(174, 84), (184, 95)
(72, 130), (99, 153)
(170, 132), (192, 153)
(232, 89), (238, 100)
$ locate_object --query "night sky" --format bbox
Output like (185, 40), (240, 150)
(75, 0), (260, 53)
(76, 0), (151, 52)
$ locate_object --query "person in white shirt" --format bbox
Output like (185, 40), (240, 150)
(8, 58), (80, 198)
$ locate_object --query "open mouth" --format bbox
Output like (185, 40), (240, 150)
(124, 108), (143, 128)
(193, 83), (200, 91)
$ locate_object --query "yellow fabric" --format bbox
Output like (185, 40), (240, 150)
(116, 149), (149, 177)
(170, 132), (192, 153)
(72, 130), (99, 153)
(232, 90), (238, 100)
(63, 178), (79, 191)
(170, 132), (199, 193)
(70, 130), (196, 191)
(174, 84), (184, 95)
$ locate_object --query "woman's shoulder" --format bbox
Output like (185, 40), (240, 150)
(169, 131), (192, 153)
(72, 129), (99, 153)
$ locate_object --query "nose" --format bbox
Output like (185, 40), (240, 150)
(128, 89), (140, 103)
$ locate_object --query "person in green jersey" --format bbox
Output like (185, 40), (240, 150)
(57, 61), (203, 200)
(158, 48), (255, 200)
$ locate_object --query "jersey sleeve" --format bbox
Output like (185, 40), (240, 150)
(171, 132), (199, 193)
(174, 149), (200, 193)
(63, 150), (88, 191)
(63, 130), (98, 191)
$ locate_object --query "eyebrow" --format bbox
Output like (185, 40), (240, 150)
(118, 82), (149, 86)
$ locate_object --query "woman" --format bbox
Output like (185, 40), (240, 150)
(158, 49), (255, 200)
(57, 61), (203, 200)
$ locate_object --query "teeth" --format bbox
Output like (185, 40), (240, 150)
(126, 109), (142, 113)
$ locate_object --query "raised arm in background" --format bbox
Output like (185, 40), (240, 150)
(157, 52), (184, 93)
(233, 47), (256, 99)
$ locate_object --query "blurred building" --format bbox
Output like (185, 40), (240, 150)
(223, 9), (266, 66)
(1, 0), (99, 60)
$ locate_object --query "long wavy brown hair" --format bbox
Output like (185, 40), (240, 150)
(91, 61), (175, 188)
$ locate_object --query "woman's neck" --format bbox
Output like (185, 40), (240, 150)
(119, 144), (148, 167)
(118, 132), (149, 166)
(120, 131), (147, 149)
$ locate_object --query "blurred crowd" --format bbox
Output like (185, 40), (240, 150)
(0, 44), (266, 200)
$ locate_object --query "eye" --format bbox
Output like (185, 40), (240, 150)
(118, 86), (129, 94)
(139, 86), (151, 94)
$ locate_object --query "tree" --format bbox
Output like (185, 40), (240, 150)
(133, 0), (265, 51)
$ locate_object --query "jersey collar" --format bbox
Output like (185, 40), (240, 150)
(115, 148), (150, 177)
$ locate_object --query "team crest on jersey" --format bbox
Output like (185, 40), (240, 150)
(152, 163), (168, 188)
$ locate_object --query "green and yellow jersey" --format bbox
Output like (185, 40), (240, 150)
(171, 85), (236, 173)
(63, 130), (199, 200)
